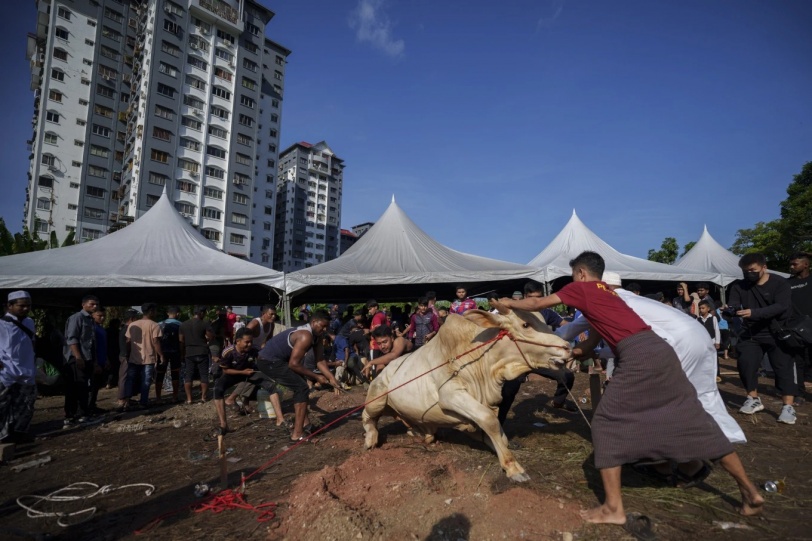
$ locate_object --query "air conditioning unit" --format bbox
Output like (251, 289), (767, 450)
(190, 42), (198, 50)
(193, 108), (202, 116)
(190, 171), (199, 178)
(38, 53), (45, 63)
(48, 165), (58, 172)
(202, 29), (210, 35)
(229, 61), (235, 68)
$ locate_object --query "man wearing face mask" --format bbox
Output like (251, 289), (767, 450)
(727, 253), (796, 424)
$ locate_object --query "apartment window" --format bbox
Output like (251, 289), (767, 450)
(36, 198), (52, 211)
(151, 149), (170, 164)
(241, 77), (256, 90)
(236, 153), (251, 166)
(240, 96), (255, 108)
(175, 201), (195, 215)
(238, 114), (253, 127)
(267, 159), (275, 167)
(159, 62), (178, 77)
(245, 42), (258, 54)
(269, 129), (277, 138)
(206, 146), (226, 159)
(94, 104), (114, 118)
(270, 113), (278, 123)
(101, 26), (121, 42)
(192, 17), (211, 34)
(51, 69), (65, 82)
(86, 186), (105, 198)
(53, 48), (68, 61)
(58, 6), (72, 20)
(230, 233), (245, 245)
(155, 105), (175, 120)
(72, 160), (83, 167)
(202, 207), (222, 220)
(263, 222), (271, 231)
(161, 41), (180, 57)
(69, 182), (79, 188)
(120, 93), (129, 103)
(217, 29), (235, 44)
(236, 134), (252, 147)
(179, 159), (200, 173)
(100, 46), (119, 60)
(46, 111), (60, 123)
(183, 95), (205, 109)
(186, 75), (206, 91)
(55, 27), (69, 40)
(41, 154), (56, 167)
(205, 166), (224, 179)
(81, 78), (90, 86)
(246, 23), (261, 37)
(274, 55), (284, 66)
(271, 99), (279, 108)
(242, 59), (258, 72)
(268, 143), (277, 152)
(181, 117), (202, 130)
(165, 0), (184, 16)
(265, 190), (273, 199)
(202, 229), (220, 242)
(104, 7), (123, 23)
(176, 180), (197, 193)
(233, 173), (250, 185)
(231, 213), (247, 225)
(179, 137), (200, 151)
(38, 176), (54, 188)
(212, 86), (231, 100)
(215, 48), (233, 62)
(208, 126), (228, 139)
(75, 139), (84, 147)
(273, 84), (282, 94)
(82, 228), (102, 241)
(146, 194), (160, 207)
(157, 84), (176, 98)
(264, 206), (273, 215)
(34, 220), (49, 234)
(163, 19), (180, 34)
(214, 67), (232, 82)
(210, 106), (229, 120)
(152, 126), (172, 142)
(96, 85), (115, 98)
(273, 71), (283, 81)
(88, 165), (107, 177)
(148, 172), (168, 186)
(189, 35), (209, 52)
(187, 55), (208, 71)
(204, 187), (223, 199)
(84, 207), (105, 219)
(233, 193), (248, 205)
(44, 132), (58, 145)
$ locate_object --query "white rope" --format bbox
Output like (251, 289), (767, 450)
(16, 482), (155, 527)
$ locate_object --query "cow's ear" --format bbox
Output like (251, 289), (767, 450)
(464, 309), (503, 329)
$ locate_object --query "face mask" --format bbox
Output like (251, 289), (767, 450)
(744, 271), (761, 283)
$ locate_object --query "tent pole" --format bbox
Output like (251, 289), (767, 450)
(283, 293), (292, 327)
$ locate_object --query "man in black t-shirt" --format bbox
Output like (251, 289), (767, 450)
(788, 252), (812, 395)
(728, 253), (796, 424)
(179, 306), (214, 404)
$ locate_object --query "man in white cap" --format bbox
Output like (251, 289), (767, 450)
(0, 291), (37, 443)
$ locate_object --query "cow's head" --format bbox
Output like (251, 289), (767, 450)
(463, 306), (571, 371)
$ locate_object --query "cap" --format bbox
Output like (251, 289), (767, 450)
(602, 272), (622, 286)
(511, 291), (523, 298)
(8, 290), (31, 302)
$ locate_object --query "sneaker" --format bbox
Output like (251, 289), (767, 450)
(63, 418), (76, 429)
(739, 396), (765, 415)
(553, 400), (579, 413)
(777, 405), (796, 425)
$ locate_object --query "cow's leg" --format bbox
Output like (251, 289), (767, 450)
(361, 379), (388, 450)
(437, 388), (529, 482)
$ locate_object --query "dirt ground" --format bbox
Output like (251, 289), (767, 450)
(1, 358), (810, 541)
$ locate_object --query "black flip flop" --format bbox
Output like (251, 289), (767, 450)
(673, 461), (713, 489)
(624, 513), (656, 541)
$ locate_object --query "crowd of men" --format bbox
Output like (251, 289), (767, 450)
(1, 251), (810, 531)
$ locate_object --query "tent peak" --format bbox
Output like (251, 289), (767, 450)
(161, 185), (168, 197)
(391, 194), (396, 204)
(572, 209), (577, 216)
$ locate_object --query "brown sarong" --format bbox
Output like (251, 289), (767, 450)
(592, 330), (733, 469)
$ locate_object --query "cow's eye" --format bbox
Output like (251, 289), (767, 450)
(521, 322), (529, 329)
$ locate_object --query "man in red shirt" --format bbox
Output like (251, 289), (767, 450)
(366, 300), (388, 376)
(496, 251), (762, 528)
(225, 306), (237, 345)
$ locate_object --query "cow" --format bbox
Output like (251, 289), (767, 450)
(362, 305), (571, 482)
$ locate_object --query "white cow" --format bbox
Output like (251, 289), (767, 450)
(362, 307), (571, 481)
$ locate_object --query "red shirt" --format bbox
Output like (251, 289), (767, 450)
(368, 311), (388, 351)
(556, 281), (650, 350)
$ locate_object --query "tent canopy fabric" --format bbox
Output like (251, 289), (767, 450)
(527, 210), (719, 282)
(285, 197), (545, 302)
(0, 193), (284, 306)
(674, 225), (789, 286)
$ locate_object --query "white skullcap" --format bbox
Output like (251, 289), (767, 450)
(602, 272), (622, 286)
(8, 290), (31, 302)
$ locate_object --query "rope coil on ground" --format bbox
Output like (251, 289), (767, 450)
(17, 482), (155, 527)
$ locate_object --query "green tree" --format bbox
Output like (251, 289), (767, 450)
(681, 241), (696, 256)
(647, 237), (679, 264)
(61, 230), (76, 247)
(12, 227), (48, 254)
(0, 218), (14, 256)
(779, 161), (812, 253)
(730, 220), (786, 270)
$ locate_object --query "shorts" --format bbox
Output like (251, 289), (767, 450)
(184, 354), (211, 383)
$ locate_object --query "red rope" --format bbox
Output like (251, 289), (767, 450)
(135, 328), (523, 534)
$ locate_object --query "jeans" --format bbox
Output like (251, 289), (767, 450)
(125, 363), (156, 406)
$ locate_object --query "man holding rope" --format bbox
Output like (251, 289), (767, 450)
(495, 251), (763, 527)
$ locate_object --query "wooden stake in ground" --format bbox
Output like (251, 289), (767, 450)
(218, 435), (228, 488)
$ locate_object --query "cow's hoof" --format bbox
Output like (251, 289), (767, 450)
(509, 471), (531, 483)
(363, 434), (378, 450)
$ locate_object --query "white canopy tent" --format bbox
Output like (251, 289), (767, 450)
(0, 192), (285, 306)
(285, 197), (546, 303)
(527, 210), (719, 283)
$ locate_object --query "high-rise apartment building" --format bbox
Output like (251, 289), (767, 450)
(274, 141), (344, 271)
(24, 0), (289, 263)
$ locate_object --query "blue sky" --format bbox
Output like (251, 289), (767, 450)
(1, 0), (810, 265)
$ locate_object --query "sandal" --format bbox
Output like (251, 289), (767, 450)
(672, 461), (713, 489)
(624, 513), (656, 541)
(203, 426), (231, 442)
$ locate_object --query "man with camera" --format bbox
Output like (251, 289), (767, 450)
(788, 252), (811, 397)
(727, 253), (796, 424)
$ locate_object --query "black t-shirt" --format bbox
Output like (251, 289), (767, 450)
(338, 319), (357, 338)
(348, 328), (369, 357)
(219, 345), (259, 371)
(788, 275), (812, 317)
(180, 318), (212, 357)
(728, 275), (793, 338)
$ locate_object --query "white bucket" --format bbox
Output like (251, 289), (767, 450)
(256, 389), (277, 419)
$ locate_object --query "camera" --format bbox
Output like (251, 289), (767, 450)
(722, 304), (743, 317)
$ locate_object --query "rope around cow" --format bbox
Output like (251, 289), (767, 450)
(134, 327), (574, 534)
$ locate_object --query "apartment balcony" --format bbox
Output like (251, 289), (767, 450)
(189, 0), (244, 34)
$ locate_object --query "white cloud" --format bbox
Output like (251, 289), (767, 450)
(348, 0), (405, 58)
